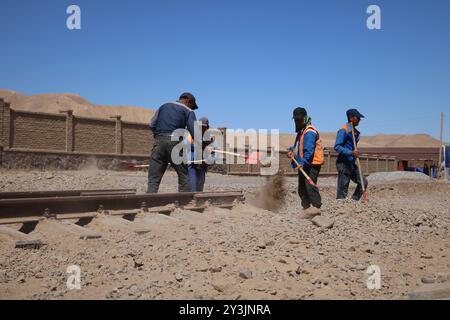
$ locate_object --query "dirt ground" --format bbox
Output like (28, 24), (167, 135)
(1, 169), (449, 300)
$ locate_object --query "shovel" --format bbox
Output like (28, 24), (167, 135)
(213, 149), (268, 165)
(350, 124), (369, 203)
(290, 156), (317, 187)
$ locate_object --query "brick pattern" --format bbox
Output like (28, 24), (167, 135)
(12, 112), (66, 151)
(74, 118), (116, 154)
(0, 100), (155, 157)
(122, 123), (153, 155)
(0, 101), (11, 148)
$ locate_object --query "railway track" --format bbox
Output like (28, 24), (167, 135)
(0, 189), (245, 249)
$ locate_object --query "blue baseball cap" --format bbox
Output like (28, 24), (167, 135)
(346, 108), (365, 119)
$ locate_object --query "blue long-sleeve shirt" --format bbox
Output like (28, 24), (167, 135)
(334, 123), (360, 163)
(289, 130), (318, 167)
(184, 137), (218, 165)
(149, 101), (197, 138)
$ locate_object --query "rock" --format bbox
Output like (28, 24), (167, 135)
(355, 264), (366, 271)
(437, 273), (450, 283)
(212, 280), (229, 293)
(312, 216), (334, 229)
(133, 259), (144, 268)
(408, 282), (450, 300)
(421, 276), (435, 284)
(128, 285), (139, 295)
(17, 274), (26, 283)
(265, 240), (275, 247)
(414, 214), (428, 227)
(257, 243), (266, 249)
(0, 270), (7, 283)
(210, 266), (222, 273)
(239, 269), (253, 279)
(296, 267), (312, 275)
(33, 266), (43, 274)
(175, 273), (183, 282)
(195, 262), (209, 272)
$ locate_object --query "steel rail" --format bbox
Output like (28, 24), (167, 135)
(0, 191), (245, 219)
(0, 189), (137, 200)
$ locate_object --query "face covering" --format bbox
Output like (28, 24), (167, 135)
(295, 119), (304, 133)
(294, 116), (312, 133)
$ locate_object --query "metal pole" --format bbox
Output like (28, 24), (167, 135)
(439, 112), (444, 179)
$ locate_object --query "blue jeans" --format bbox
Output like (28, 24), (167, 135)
(188, 165), (208, 192)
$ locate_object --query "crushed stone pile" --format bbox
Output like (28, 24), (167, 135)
(368, 171), (431, 182)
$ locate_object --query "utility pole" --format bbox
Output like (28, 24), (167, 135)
(439, 112), (444, 179)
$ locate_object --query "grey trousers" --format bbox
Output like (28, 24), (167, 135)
(336, 161), (368, 201)
(147, 136), (189, 193)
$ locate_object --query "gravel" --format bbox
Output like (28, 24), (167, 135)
(368, 171), (431, 182)
(0, 169), (449, 300)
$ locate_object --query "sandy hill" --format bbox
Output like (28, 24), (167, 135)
(1, 89), (441, 149)
(0, 89), (155, 124)
(277, 133), (440, 150)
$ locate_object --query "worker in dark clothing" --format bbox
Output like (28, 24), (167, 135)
(147, 92), (198, 193)
(334, 108), (368, 201)
(287, 107), (324, 219)
(185, 117), (218, 192)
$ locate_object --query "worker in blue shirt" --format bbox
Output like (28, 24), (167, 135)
(334, 108), (368, 201)
(287, 107), (324, 219)
(185, 117), (218, 192)
(147, 92), (198, 193)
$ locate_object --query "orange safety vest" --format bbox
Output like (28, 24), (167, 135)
(341, 123), (360, 138)
(298, 125), (324, 165)
(342, 123), (349, 133)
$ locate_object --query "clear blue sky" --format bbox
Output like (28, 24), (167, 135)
(0, 0), (449, 140)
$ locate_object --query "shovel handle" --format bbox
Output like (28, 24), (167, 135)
(290, 156), (317, 187)
(350, 124), (367, 196)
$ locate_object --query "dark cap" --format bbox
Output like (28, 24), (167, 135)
(346, 108), (365, 119)
(198, 117), (209, 127)
(179, 92), (198, 110)
(292, 107), (307, 119)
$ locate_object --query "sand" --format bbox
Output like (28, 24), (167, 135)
(1, 169), (449, 300)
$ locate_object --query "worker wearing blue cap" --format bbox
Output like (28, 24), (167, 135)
(334, 109), (368, 201)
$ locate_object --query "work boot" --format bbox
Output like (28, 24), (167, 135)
(299, 206), (321, 219)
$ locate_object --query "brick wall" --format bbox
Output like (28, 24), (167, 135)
(73, 117), (116, 154)
(122, 122), (153, 155)
(0, 98), (154, 157)
(11, 111), (66, 151)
